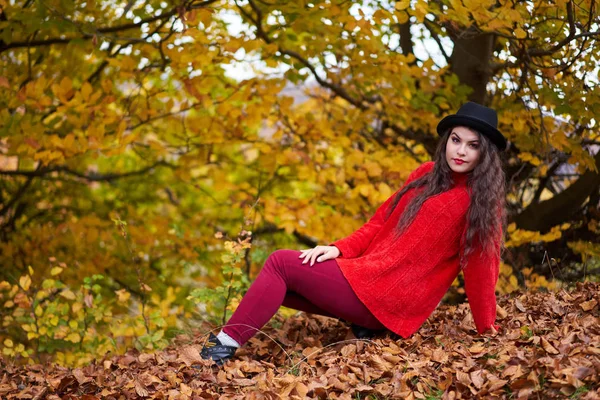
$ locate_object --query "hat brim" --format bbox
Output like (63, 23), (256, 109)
(437, 115), (507, 151)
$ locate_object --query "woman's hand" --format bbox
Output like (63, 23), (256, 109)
(298, 245), (341, 267)
(482, 324), (499, 336)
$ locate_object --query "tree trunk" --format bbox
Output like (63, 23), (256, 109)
(514, 150), (600, 232)
(449, 27), (495, 104)
(399, 22), (413, 57)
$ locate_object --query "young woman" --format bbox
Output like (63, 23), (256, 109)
(200, 102), (508, 365)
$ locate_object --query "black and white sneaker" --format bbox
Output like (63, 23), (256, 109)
(200, 333), (237, 366)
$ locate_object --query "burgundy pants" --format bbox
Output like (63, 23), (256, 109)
(222, 249), (385, 345)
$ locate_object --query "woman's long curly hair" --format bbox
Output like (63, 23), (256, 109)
(383, 128), (507, 269)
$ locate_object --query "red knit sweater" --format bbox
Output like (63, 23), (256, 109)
(330, 161), (501, 338)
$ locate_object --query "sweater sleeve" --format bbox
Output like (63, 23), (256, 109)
(329, 161), (435, 259)
(463, 227), (502, 334)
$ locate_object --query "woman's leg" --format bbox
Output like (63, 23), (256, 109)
(222, 249), (384, 345)
(281, 291), (336, 318)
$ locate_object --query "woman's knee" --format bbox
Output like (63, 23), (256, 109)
(263, 249), (298, 278)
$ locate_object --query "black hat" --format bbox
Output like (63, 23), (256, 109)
(436, 102), (507, 151)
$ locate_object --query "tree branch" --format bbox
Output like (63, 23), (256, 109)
(528, 1), (584, 57)
(237, 0), (375, 109)
(0, 0), (220, 53)
(515, 149), (600, 232)
(0, 161), (175, 182)
(0, 175), (34, 217)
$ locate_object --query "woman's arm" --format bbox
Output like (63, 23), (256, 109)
(329, 161), (434, 259)
(463, 228), (502, 334)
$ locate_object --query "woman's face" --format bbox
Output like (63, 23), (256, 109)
(445, 126), (481, 173)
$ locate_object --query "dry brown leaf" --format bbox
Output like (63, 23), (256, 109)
(370, 354), (392, 371)
(402, 370), (419, 383)
(362, 363), (370, 383)
(294, 382), (309, 398)
(502, 364), (524, 379)
(541, 337), (560, 355)
(526, 371), (539, 385)
(573, 367), (594, 380)
(139, 372), (163, 387)
(32, 387), (49, 400)
(431, 348), (448, 363)
(514, 298), (526, 312)
(580, 299), (598, 311)
(117, 354), (136, 368)
(496, 304), (508, 319)
(178, 345), (203, 366)
(180, 383), (193, 395)
(2, 283), (600, 400)
(84, 293), (94, 308)
(401, 391), (415, 400)
(382, 342), (405, 355)
(517, 387), (535, 398)
(72, 369), (91, 385)
(550, 300), (565, 316)
(443, 390), (457, 400)
(456, 370), (471, 386)
(138, 353), (155, 364)
(166, 370), (181, 386)
(487, 378), (508, 392)
(468, 343), (485, 353)
(438, 372), (453, 390)
(510, 377), (532, 391)
(451, 344), (470, 358)
(232, 378), (256, 387)
(559, 290), (575, 301)
(382, 353), (401, 364)
(301, 346), (321, 360)
(332, 377), (350, 391)
(374, 382), (393, 396)
(470, 370), (484, 389)
(134, 380), (149, 397)
(240, 361), (264, 373)
(340, 344), (356, 357)
(99, 388), (115, 397)
(347, 363), (363, 378)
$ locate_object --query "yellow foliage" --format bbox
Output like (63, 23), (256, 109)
(506, 224), (569, 247)
(518, 152), (542, 166)
(115, 289), (131, 303)
(497, 262), (520, 294)
(568, 240), (600, 258)
(59, 289), (76, 300)
(66, 332), (81, 343)
(515, 28), (527, 39)
(0, 0), (597, 368)
(19, 276), (31, 291)
(395, 0), (410, 10)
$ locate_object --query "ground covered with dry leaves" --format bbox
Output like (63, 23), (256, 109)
(1, 282), (599, 399)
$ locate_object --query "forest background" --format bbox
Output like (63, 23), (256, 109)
(0, 0), (599, 367)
